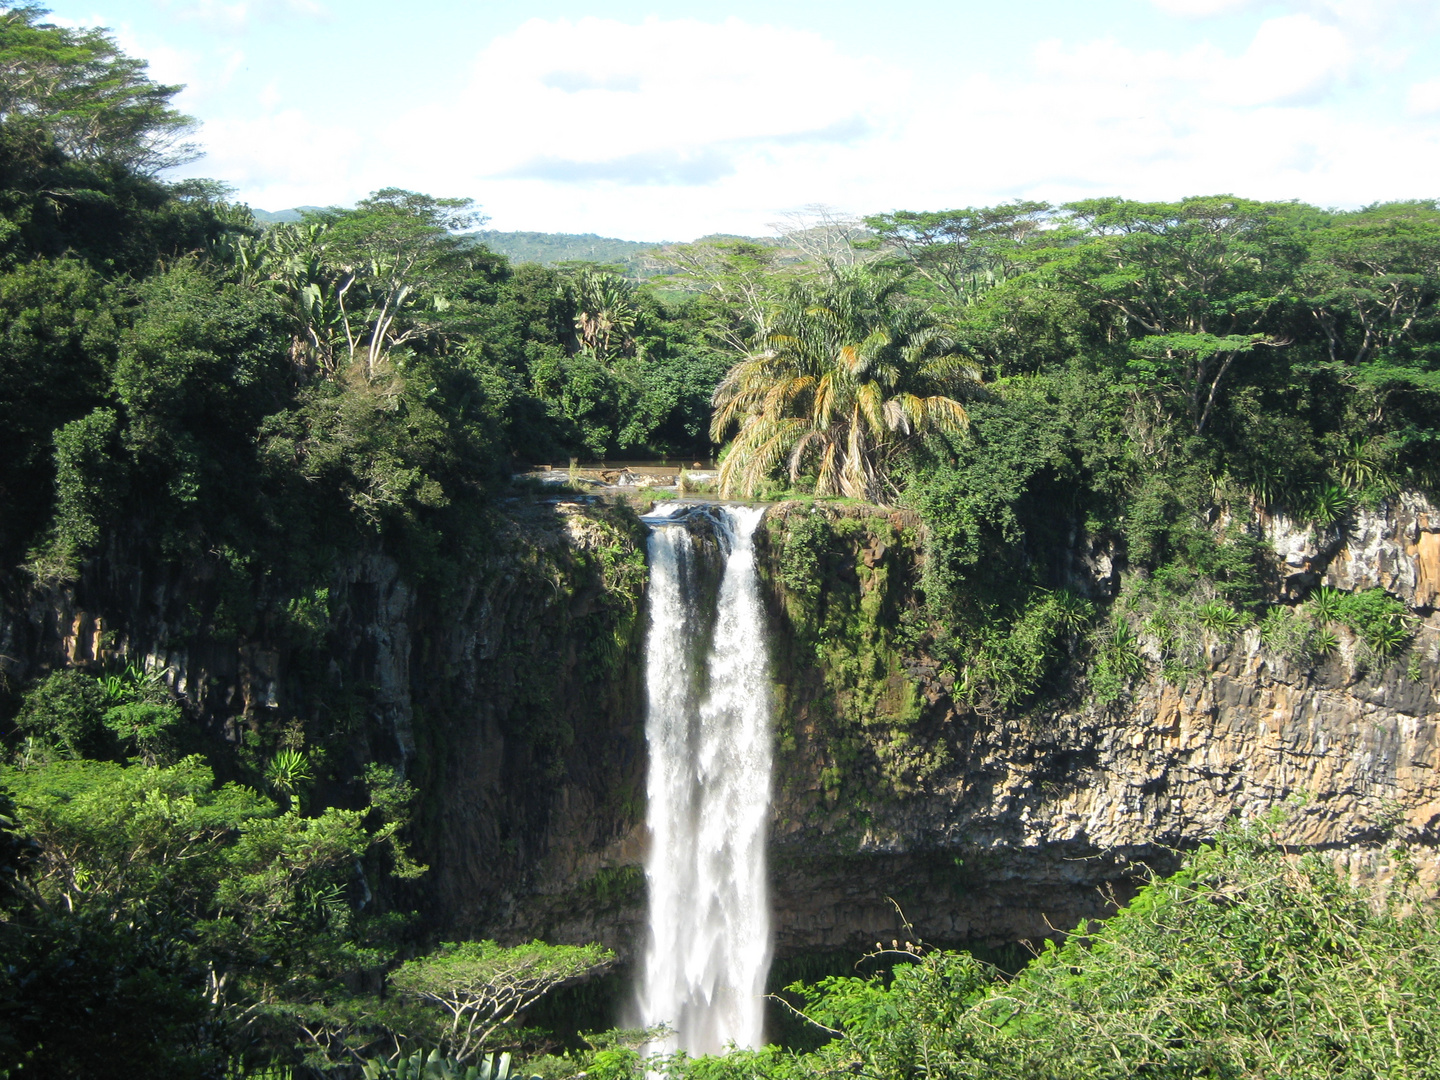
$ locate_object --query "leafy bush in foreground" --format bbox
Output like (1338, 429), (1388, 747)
(641, 822), (1440, 1080)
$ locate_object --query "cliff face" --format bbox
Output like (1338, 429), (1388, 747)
(3, 493), (1437, 964)
(502, 493), (1440, 962)
(0, 500), (653, 941)
(756, 496), (1440, 954)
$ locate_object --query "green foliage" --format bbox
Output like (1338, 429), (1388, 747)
(0, 4), (197, 172)
(1301, 481), (1354, 527)
(1333, 587), (1414, 658)
(264, 748), (312, 807)
(1090, 616), (1146, 704)
(1307, 584), (1342, 623)
(776, 511), (831, 600)
(115, 263), (290, 535)
(909, 377), (1083, 614)
(12, 663), (184, 764)
(0, 256), (118, 562)
(1255, 591), (1409, 668)
(1195, 599), (1249, 637)
(866, 202), (1051, 314)
(102, 699), (181, 764)
(577, 865), (645, 907)
(0, 905), (223, 1079)
(728, 822), (1440, 1080)
(1258, 605), (1323, 665)
(283, 585), (330, 647)
(957, 590), (1093, 710)
(363, 762), (428, 880)
(13, 668), (108, 757)
(47, 405), (124, 568)
(0, 786), (38, 903)
(0, 752), (426, 1069)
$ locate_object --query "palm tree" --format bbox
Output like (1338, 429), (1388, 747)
(710, 266), (980, 503)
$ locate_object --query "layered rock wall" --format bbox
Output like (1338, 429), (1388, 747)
(4, 492), (1438, 964)
(755, 495), (1440, 953)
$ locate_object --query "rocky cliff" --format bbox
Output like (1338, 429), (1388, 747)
(506, 493), (1440, 962)
(759, 495), (1440, 954)
(3, 492), (1437, 965)
(0, 500), (652, 941)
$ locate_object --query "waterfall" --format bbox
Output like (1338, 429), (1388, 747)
(636, 503), (773, 1056)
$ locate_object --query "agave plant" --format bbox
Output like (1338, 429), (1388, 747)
(1304, 483), (1353, 528)
(1050, 589), (1094, 634)
(361, 1049), (517, 1080)
(1108, 620), (1147, 679)
(1335, 435), (1387, 491)
(264, 748), (312, 808)
(99, 662), (160, 705)
(1312, 627), (1340, 656)
(1364, 617), (1412, 659)
(1197, 601), (1249, 638)
(1307, 586), (1342, 625)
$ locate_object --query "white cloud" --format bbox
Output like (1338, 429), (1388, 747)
(189, 109), (363, 208)
(1149, 0), (1259, 16)
(408, 17), (903, 184)
(312, 16), (910, 235)
(1410, 77), (1440, 116)
(1224, 14), (1351, 105)
(192, 13), (1440, 239)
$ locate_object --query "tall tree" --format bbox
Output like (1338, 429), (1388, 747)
(1049, 196), (1302, 435)
(0, 4), (196, 172)
(314, 189), (483, 376)
(866, 201), (1052, 312)
(1301, 200), (1440, 369)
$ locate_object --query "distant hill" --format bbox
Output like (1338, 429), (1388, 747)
(250, 206), (324, 226)
(471, 230), (668, 276)
(246, 215), (773, 281)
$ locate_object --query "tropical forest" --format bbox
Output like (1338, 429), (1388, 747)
(3, 5), (1440, 1079)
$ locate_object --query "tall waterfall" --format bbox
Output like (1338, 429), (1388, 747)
(637, 503), (773, 1055)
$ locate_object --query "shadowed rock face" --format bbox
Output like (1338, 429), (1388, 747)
(3, 494), (1437, 961)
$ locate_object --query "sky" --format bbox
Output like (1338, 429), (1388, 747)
(41, 0), (1440, 241)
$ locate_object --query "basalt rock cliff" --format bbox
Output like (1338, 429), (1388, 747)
(3, 493), (1438, 963)
(508, 494), (1440, 959)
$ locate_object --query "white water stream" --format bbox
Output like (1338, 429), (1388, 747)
(636, 504), (773, 1055)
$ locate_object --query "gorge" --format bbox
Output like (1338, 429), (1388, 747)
(10, 490), (1436, 965)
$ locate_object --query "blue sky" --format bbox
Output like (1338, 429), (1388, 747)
(43, 0), (1440, 239)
